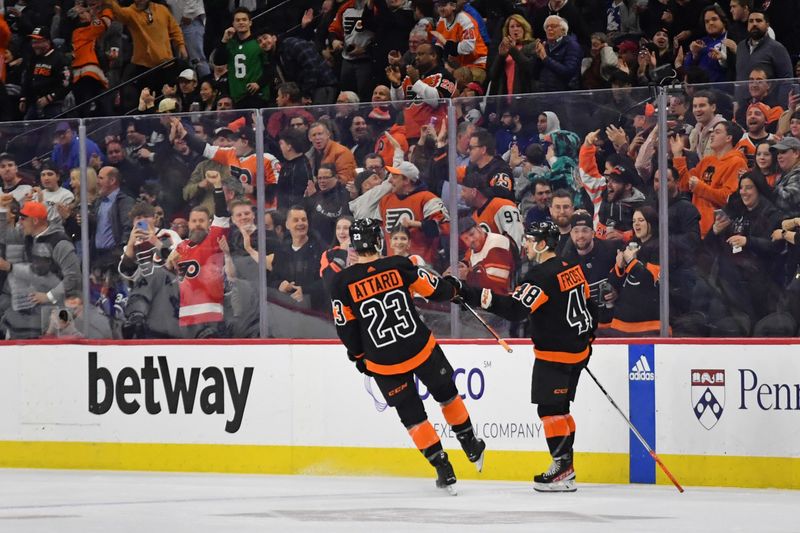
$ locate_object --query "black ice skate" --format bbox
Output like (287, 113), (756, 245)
(430, 451), (458, 496)
(457, 431), (486, 472)
(533, 451), (576, 492)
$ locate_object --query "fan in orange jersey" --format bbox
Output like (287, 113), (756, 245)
(0, 13), (10, 84)
(461, 173), (524, 252)
(431, 0), (488, 82)
(70, 4), (113, 115)
(179, 119), (280, 209)
(386, 42), (455, 140)
(379, 162), (450, 267)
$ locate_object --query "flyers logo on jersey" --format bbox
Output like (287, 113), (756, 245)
(176, 260), (200, 281)
(231, 166), (253, 185)
(384, 208), (415, 230)
(490, 173), (513, 191)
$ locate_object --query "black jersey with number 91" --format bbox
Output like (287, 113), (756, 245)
(330, 256), (456, 376)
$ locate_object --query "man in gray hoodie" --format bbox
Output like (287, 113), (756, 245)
(0, 201), (81, 338)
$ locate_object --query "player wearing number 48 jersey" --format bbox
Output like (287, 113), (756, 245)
(451, 221), (598, 493)
(330, 219), (485, 495)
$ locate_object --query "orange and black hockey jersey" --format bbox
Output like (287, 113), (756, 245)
(202, 144), (281, 208)
(471, 196), (524, 251)
(606, 240), (661, 334)
(71, 10), (112, 87)
(330, 255), (457, 375)
(390, 65), (455, 139)
(475, 256), (597, 364)
(379, 187), (450, 265)
(435, 11), (488, 71)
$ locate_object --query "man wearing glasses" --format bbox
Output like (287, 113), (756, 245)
(106, 0), (187, 111)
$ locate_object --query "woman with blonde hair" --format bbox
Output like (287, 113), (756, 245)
(488, 14), (537, 96)
(61, 167), (98, 245)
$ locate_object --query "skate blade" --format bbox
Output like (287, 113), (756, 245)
(444, 484), (458, 496)
(533, 479), (577, 493)
(473, 451), (485, 473)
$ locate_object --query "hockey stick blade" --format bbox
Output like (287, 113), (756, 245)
(584, 366), (684, 493)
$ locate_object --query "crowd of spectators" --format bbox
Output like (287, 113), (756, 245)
(1, 0), (800, 339)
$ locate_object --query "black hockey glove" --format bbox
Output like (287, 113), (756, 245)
(121, 312), (146, 339)
(347, 351), (371, 375)
(354, 358), (371, 376)
(442, 275), (463, 300)
(458, 284), (483, 309)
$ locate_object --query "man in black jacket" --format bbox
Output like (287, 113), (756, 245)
(305, 164), (352, 245)
(269, 205), (325, 309)
(651, 164), (701, 316)
(277, 127), (313, 210)
(18, 27), (69, 119)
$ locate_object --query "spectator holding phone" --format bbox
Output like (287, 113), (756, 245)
(118, 202), (181, 281)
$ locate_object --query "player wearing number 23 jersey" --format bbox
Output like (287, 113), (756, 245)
(330, 218), (485, 495)
(453, 221), (598, 493)
(330, 254), (454, 375)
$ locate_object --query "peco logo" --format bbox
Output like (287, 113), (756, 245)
(364, 367), (486, 413)
(88, 352), (253, 433)
(417, 367), (485, 402)
(629, 354), (655, 381)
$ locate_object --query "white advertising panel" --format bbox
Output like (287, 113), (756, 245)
(0, 343), (628, 453)
(656, 344), (800, 457)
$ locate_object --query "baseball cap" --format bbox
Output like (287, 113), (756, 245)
(462, 172), (488, 190)
(617, 40), (639, 54)
(213, 127), (236, 139)
(771, 137), (800, 152)
(605, 164), (635, 185)
(20, 201), (48, 219)
(178, 69), (197, 81)
(385, 161), (420, 182)
(54, 121), (71, 133)
(158, 98), (178, 113)
(465, 82), (485, 96)
(570, 212), (593, 228)
(29, 27), (50, 40)
(457, 216), (477, 234)
(747, 102), (782, 124)
(355, 169), (377, 193)
(0, 152), (15, 163)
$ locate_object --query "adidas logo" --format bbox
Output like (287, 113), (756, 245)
(629, 355), (655, 381)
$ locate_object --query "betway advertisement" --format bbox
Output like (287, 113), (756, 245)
(0, 343), (628, 453)
(655, 344), (800, 458)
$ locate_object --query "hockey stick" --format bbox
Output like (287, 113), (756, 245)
(584, 365), (684, 493)
(455, 297), (513, 353)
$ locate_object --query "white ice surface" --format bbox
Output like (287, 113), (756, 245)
(0, 469), (795, 533)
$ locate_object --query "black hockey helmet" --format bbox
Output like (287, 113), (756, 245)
(526, 220), (560, 250)
(350, 218), (383, 252)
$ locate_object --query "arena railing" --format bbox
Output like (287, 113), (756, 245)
(0, 78), (797, 340)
